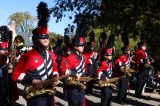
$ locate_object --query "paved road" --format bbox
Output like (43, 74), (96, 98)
(13, 84), (160, 106)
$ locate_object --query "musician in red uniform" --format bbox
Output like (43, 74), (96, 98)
(97, 34), (115, 106)
(0, 26), (18, 106)
(61, 35), (86, 106)
(134, 42), (150, 97)
(60, 44), (72, 100)
(97, 48), (113, 106)
(114, 46), (131, 104)
(84, 41), (98, 95)
(12, 2), (59, 106)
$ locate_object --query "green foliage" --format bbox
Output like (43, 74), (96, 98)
(49, 32), (60, 39)
(49, 32), (63, 47)
(9, 12), (37, 33)
(51, 0), (160, 68)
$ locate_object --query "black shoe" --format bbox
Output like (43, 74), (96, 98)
(141, 96), (150, 100)
(136, 95), (149, 99)
(86, 92), (93, 96)
(123, 99), (129, 104)
(135, 94), (141, 98)
(118, 101), (125, 105)
(63, 96), (68, 101)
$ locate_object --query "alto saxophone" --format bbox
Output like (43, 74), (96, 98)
(67, 76), (97, 91)
(120, 66), (136, 77)
(98, 76), (125, 88)
(23, 74), (70, 100)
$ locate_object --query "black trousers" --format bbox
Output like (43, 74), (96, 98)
(62, 78), (68, 99)
(27, 95), (54, 106)
(135, 68), (148, 96)
(117, 77), (129, 102)
(86, 80), (94, 94)
(86, 64), (96, 94)
(0, 78), (8, 106)
(68, 88), (85, 106)
(101, 87), (112, 106)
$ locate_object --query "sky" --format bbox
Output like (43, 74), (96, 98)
(0, 0), (74, 35)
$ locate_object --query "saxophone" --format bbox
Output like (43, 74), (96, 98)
(23, 74), (70, 100)
(120, 66), (136, 77)
(67, 76), (97, 91)
(98, 76), (125, 88)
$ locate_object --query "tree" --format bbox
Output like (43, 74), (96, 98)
(51, 0), (160, 28)
(51, 0), (160, 53)
(9, 12), (37, 33)
(49, 32), (63, 46)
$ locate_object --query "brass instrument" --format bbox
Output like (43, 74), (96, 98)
(23, 74), (70, 100)
(67, 76), (97, 91)
(98, 76), (125, 88)
(14, 35), (25, 47)
(120, 66), (136, 77)
(144, 55), (154, 68)
(144, 63), (153, 68)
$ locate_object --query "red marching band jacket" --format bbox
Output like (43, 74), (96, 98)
(97, 60), (112, 80)
(12, 49), (59, 83)
(60, 56), (69, 75)
(60, 53), (86, 106)
(83, 50), (97, 75)
(134, 49), (149, 65)
(114, 54), (131, 76)
(0, 56), (19, 102)
(60, 53), (87, 76)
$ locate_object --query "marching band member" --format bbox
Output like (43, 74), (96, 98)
(61, 35), (86, 106)
(134, 42), (150, 98)
(114, 46), (131, 104)
(97, 34), (115, 106)
(60, 43), (72, 100)
(84, 31), (98, 95)
(0, 26), (19, 106)
(12, 2), (59, 106)
(114, 31), (132, 104)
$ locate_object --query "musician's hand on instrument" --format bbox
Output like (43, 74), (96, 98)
(52, 86), (56, 91)
(94, 52), (98, 59)
(52, 79), (60, 87)
(120, 67), (125, 72)
(65, 69), (71, 75)
(8, 68), (13, 73)
(106, 77), (109, 81)
(52, 80), (60, 91)
(32, 79), (43, 89)
(8, 63), (13, 73)
(76, 73), (82, 79)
